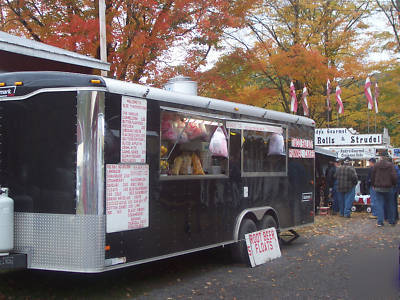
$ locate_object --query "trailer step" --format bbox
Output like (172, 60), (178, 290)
(279, 229), (300, 245)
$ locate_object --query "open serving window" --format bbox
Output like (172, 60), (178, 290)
(160, 108), (229, 179)
(226, 121), (287, 177)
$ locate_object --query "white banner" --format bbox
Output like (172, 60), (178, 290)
(245, 227), (281, 267)
(121, 96), (147, 163)
(315, 128), (382, 146)
(226, 121), (282, 134)
(289, 149), (315, 158)
(323, 146), (377, 160)
(106, 164), (149, 233)
(291, 138), (314, 149)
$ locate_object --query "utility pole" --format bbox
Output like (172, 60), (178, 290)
(99, 0), (107, 77)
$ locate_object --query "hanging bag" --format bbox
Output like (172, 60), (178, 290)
(209, 127), (228, 158)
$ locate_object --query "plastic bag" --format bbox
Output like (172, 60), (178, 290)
(185, 121), (208, 140)
(209, 127), (228, 158)
(161, 113), (188, 143)
(268, 133), (285, 156)
(161, 113), (178, 141)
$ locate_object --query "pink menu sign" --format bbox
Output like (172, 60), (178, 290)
(121, 96), (147, 163)
(106, 164), (149, 233)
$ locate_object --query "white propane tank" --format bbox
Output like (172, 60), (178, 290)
(0, 188), (13, 255)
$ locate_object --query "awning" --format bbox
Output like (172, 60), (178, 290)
(315, 146), (337, 158)
(0, 31), (110, 73)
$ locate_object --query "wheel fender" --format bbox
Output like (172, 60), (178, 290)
(233, 206), (278, 241)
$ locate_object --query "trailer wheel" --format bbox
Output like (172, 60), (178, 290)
(260, 214), (277, 230)
(366, 206), (372, 213)
(351, 206), (356, 212)
(232, 218), (257, 265)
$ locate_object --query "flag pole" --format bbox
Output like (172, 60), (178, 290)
(337, 110), (339, 127)
(327, 108), (330, 128)
(374, 113), (377, 133)
(99, 0), (107, 77)
(367, 109), (370, 133)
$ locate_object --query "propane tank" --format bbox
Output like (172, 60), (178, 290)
(0, 188), (13, 255)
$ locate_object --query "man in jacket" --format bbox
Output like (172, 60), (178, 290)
(371, 151), (397, 227)
(334, 157), (358, 218)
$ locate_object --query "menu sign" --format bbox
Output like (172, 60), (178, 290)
(121, 96), (147, 163)
(106, 164), (149, 233)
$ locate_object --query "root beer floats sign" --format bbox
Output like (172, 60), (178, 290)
(245, 228), (281, 267)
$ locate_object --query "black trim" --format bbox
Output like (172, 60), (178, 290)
(0, 71), (105, 96)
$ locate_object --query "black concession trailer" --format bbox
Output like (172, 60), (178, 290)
(0, 72), (315, 272)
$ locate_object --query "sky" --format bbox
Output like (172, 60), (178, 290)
(163, 8), (398, 76)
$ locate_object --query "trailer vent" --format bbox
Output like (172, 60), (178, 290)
(164, 76), (197, 96)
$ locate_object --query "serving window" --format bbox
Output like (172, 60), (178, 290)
(225, 121), (287, 176)
(160, 109), (229, 178)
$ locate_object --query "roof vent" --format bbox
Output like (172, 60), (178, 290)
(164, 76), (197, 95)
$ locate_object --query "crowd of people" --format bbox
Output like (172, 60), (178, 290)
(324, 151), (399, 227)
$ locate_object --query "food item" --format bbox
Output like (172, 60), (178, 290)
(160, 145), (168, 157)
(180, 153), (192, 175)
(171, 156), (183, 175)
(192, 153), (205, 175)
(160, 160), (169, 170)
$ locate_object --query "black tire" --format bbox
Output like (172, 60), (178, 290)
(260, 214), (281, 245)
(260, 214), (277, 230)
(231, 218), (257, 265)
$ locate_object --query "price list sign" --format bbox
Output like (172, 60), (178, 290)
(106, 164), (149, 233)
(121, 96), (147, 163)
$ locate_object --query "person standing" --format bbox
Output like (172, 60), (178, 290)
(334, 157), (358, 218)
(366, 158), (377, 219)
(392, 161), (400, 222)
(371, 151), (397, 227)
(326, 159), (339, 214)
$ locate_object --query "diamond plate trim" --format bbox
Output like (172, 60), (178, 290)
(14, 213), (105, 273)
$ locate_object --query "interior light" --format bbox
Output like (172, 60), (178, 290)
(15, 81), (23, 86)
(234, 107), (239, 111)
(91, 79), (101, 84)
(0, 83), (5, 87)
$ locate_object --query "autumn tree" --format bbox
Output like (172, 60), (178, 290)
(0, 0), (252, 84)
(375, 0), (400, 52)
(199, 0), (382, 125)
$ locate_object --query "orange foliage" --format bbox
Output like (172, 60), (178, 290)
(0, 0), (253, 83)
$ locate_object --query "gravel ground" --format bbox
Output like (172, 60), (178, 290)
(0, 212), (399, 300)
